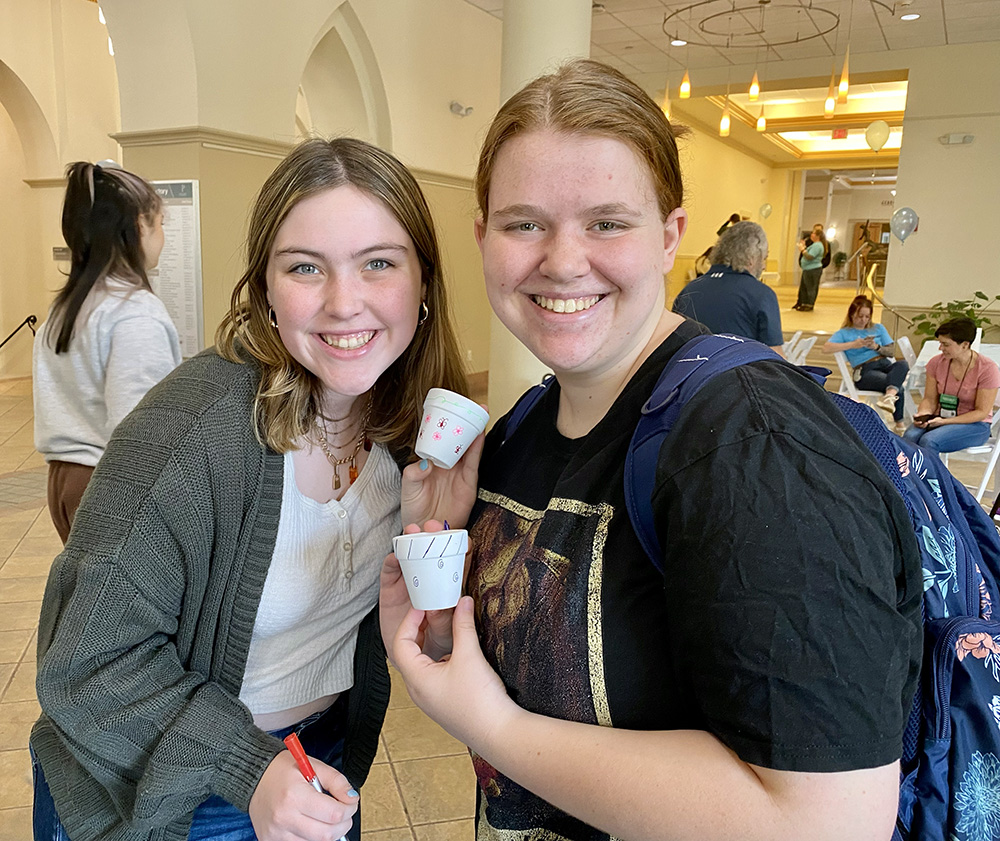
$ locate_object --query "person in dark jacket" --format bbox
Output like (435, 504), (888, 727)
(672, 221), (784, 354)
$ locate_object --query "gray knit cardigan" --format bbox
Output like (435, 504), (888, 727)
(31, 348), (391, 841)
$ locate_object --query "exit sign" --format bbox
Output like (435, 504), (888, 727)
(832, 128), (848, 139)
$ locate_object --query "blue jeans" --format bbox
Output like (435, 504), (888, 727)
(32, 696), (360, 841)
(903, 421), (991, 454)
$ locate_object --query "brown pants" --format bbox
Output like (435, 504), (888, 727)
(47, 460), (95, 544)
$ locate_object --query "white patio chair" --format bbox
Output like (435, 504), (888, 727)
(783, 330), (802, 358)
(939, 413), (1000, 503)
(833, 351), (883, 406)
(897, 336), (920, 421)
(787, 335), (817, 366)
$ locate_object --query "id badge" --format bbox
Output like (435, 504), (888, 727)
(939, 393), (959, 418)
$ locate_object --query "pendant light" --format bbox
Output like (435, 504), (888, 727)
(719, 97), (731, 137)
(756, 105), (766, 132)
(680, 69), (691, 99)
(838, 46), (850, 103)
(662, 82), (672, 120)
(749, 71), (760, 102)
(824, 70), (836, 118)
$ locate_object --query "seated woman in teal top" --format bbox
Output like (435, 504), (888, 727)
(823, 295), (909, 431)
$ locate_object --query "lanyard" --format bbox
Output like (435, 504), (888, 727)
(942, 351), (975, 397)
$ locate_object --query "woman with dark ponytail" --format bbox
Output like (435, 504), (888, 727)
(32, 161), (181, 543)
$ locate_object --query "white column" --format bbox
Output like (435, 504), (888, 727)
(486, 0), (592, 418)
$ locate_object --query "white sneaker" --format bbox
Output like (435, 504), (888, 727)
(877, 393), (898, 412)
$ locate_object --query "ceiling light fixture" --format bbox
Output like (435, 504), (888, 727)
(824, 70), (837, 118)
(107, 35), (114, 56)
(901, 13), (920, 21)
(671, 38), (687, 46)
(719, 97), (731, 137)
(838, 45), (850, 103)
(98, 5), (105, 24)
(756, 105), (766, 132)
(749, 70), (760, 101)
(680, 69), (691, 99)
(662, 83), (671, 120)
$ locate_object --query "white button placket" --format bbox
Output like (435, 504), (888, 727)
(336, 506), (354, 580)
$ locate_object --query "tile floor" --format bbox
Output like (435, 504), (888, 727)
(0, 377), (477, 840)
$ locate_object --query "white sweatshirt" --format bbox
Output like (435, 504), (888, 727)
(33, 278), (182, 466)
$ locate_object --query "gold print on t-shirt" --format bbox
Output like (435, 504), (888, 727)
(472, 491), (613, 726)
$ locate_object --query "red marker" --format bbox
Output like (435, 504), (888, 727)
(283, 732), (350, 841)
(284, 732), (328, 794)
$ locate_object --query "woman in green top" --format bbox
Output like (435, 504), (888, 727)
(793, 227), (827, 311)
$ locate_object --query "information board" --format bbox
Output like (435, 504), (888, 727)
(150, 180), (203, 356)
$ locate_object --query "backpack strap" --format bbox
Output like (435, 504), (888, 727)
(626, 334), (780, 572)
(501, 373), (555, 444)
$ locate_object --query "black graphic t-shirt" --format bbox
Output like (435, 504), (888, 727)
(466, 321), (922, 841)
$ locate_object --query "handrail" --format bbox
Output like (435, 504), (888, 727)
(0, 315), (38, 351)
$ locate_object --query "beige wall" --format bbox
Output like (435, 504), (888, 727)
(884, 42), (999, 310)
(416, 175), (490, 375)
(667, 121), (787, 297)
(0, 0), (121, 377)
(120, 139), (284, 349)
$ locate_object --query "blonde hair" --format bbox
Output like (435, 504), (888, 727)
(475, 59), (688, 221)
(216, 138), (468, 465)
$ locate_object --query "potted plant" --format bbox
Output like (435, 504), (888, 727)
(910, 292), (1000, 340)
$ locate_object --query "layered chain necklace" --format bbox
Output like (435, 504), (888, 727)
(313, 395), (373, 491)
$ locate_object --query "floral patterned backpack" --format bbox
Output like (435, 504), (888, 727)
(509, 333), (1000, 841)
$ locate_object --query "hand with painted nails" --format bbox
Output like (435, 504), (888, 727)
(249, 750), (359, 841)
(380, 519), (465, 663)
(400, 424), (485, 530)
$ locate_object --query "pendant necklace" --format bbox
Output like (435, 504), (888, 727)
(314, 396), (373, 490)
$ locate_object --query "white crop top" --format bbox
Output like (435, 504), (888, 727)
(239, 443), (401, 714)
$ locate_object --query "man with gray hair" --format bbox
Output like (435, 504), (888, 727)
(672, 221), (785, 355)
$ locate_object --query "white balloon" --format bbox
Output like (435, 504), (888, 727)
(890, 206), (918, 244)
(759, 203), (773, 219)
(865, 120), (890, 153)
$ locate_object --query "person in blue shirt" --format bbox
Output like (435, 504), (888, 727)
(823, 294), (909, 431)
(792, 227), (827, 311)
(672, 221), (785, 354)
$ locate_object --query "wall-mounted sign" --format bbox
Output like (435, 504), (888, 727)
(52, 246), (70, 261)
(150, 180), (203, 357)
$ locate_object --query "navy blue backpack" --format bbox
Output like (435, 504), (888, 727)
(505, 333), (1000, 840)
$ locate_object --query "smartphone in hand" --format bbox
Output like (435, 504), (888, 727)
(914, 414), (938, 423)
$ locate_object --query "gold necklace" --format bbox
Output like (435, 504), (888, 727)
(314, 397), (372, 490)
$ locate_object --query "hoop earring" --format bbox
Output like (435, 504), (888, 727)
(268, 307), (278, 329)
(417, 300), (429, 326)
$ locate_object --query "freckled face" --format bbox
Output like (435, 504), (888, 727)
(266, 185), (423, 411)
(475, 130), (686, 381)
